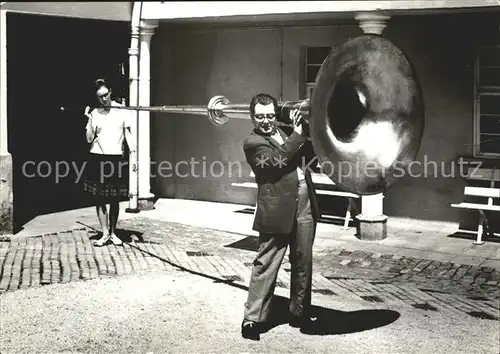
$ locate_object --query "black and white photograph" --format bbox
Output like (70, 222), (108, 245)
(0, 1), (499, 353)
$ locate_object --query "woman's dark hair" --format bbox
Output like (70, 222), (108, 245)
(93, 78), (123, 103)
(94, 78), (111, 92)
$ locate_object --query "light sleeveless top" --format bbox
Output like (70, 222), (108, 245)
(86, 101), (133, 155)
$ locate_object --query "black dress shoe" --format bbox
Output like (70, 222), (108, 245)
(289, 314), (303, 328)
(241, 320), (260, 340)
(289, 314), (317, 329)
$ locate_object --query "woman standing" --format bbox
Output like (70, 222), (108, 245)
(83, 79), (136, 246)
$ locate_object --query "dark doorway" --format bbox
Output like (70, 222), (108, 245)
(7, 13), (130, 232)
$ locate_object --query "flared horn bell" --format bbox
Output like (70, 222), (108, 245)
(309, 34), (425, 195)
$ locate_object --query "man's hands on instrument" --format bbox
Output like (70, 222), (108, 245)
(290, 109), (303, 135)
(290, 108), (312, 140)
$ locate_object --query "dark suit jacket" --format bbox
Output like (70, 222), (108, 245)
(243, 124), (321, 234)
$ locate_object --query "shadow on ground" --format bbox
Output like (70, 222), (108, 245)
(225, 235), (260, 252)
(126, 240), (400, 337)
(260, 295), (400, 336)
(447, 231), (500, 244)
(85, 226), (146, 243)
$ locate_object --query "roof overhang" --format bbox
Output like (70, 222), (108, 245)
(0, 2), (132, 22)
(141, 1), (500, 21)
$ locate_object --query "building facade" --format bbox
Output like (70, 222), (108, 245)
(145, 2), (500, 233)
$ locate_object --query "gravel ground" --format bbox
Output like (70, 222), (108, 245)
(1, 268), (498, 354)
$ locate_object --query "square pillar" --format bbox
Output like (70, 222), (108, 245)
(355, 193), (388, 241)
(0, 9), (13, 235)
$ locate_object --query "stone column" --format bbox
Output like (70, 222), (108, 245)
(137, 19), (158, 210)
(0, 9), (13, 235)
(354, 13), (390, 35)
(354, 12), (391, 241)
(125, 15), (140, 214)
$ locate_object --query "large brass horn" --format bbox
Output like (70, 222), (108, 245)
(63, 35), (424, 196)
(61, 96), (309, 126)
(310, 34), (425, 195)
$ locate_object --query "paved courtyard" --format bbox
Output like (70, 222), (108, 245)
(1, 199), (499, 353)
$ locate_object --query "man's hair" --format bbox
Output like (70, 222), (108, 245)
(250, 93), (277, 117)
(94, 78), (111, 92)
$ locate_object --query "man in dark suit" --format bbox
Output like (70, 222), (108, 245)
(241, 93), (320, 340)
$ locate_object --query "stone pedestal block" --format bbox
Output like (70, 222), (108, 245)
(0, 153), (13, 235)
(355, 214), (388, 241)
(138, 196), (155, 211)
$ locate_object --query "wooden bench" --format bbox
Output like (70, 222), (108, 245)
(232, 171), (360, 230)
(451, 167), (500, 245)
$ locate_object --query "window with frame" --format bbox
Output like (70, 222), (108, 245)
(474, 45), (500, 158)
(302, 46), (332, 99)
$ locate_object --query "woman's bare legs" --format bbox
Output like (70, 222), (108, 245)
(109, 198), (122, 245)
(93, 203), (110, 246)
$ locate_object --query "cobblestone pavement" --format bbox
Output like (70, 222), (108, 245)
(1, 217), (499, 324)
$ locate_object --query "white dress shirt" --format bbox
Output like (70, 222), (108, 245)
(271, 130), (305, 181)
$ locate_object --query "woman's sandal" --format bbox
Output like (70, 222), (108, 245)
(110, 234), (123, 246)
(92, 234), (111, 247)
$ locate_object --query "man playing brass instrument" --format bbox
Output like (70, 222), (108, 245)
(241, 93), (320, 340)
